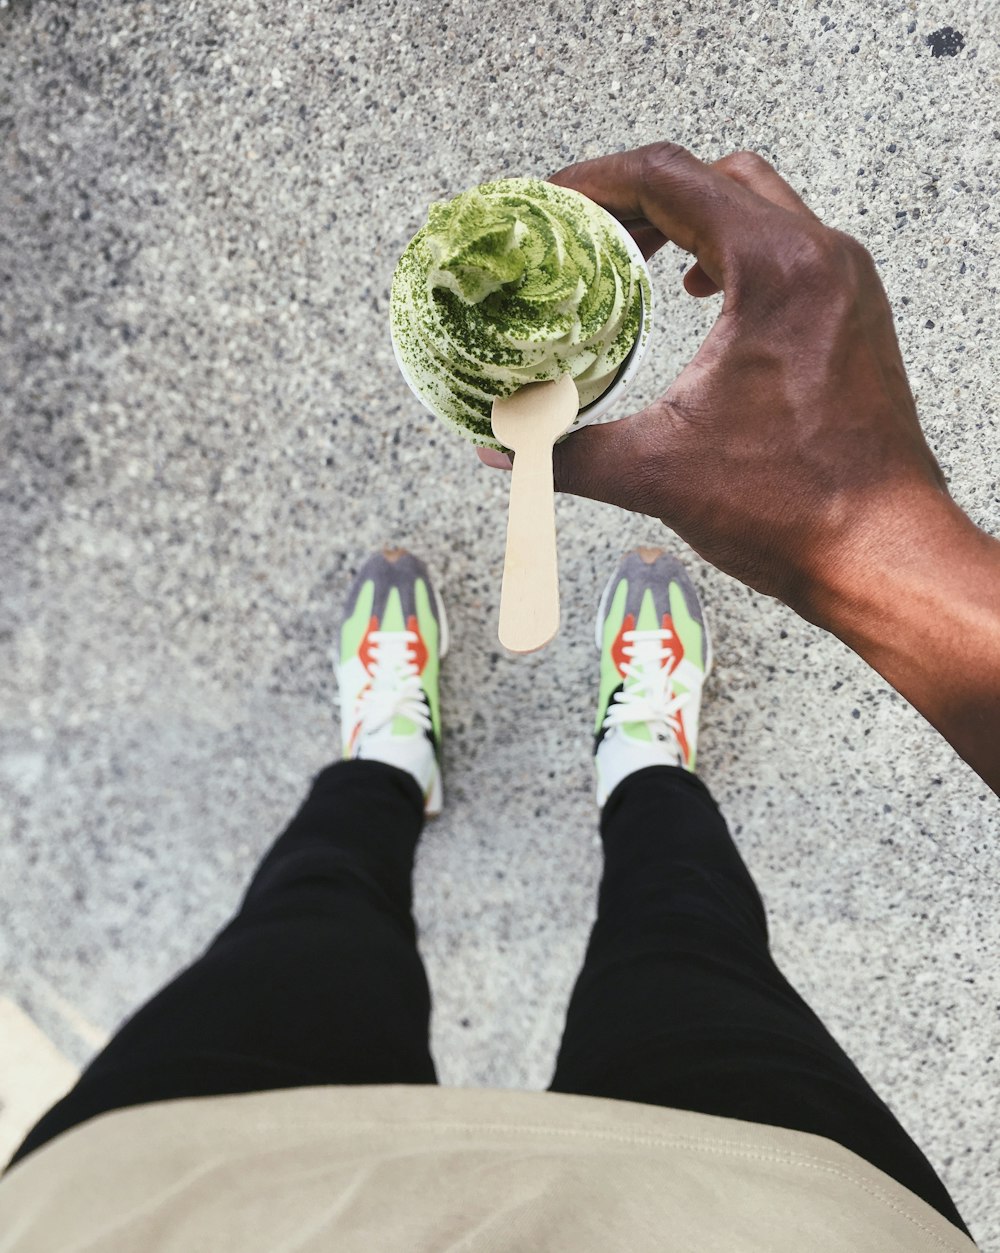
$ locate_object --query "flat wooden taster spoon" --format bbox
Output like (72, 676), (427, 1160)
(490, 374), (579, 653)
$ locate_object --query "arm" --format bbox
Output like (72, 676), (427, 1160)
(809, 490), (1000, 792)
(524, 142), (1000, 795)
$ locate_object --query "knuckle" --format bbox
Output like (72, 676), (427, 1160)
(634, 141), (695, 188)
(732, 224), (861, 315)
(829, 228), (876, 273)
(628, 404), (674, 504)
(716, 149), (775, 181)
(772, 227), (847, 289)
(787, 227), (838, 272)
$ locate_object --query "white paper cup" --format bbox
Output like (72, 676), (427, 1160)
(573, 213), (653, 429)
(391, 208), (653, 438)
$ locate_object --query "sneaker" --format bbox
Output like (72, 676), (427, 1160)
(334, 548), (449, 816)
(594, 548), (712, 807)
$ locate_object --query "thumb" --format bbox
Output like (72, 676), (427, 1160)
(552, 403), (669, 518)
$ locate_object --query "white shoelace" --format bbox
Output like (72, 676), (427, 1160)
(355, 630), (431, 735)
(602, 627), (689, 740)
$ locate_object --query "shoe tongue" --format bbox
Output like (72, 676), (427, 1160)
(625, 636), (663, 686)
(373, 633), (410, 673)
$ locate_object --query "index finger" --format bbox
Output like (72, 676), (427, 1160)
(679, 151), (824, 296)
(550, 142), (759, 282)
(711, 150), (821, 221)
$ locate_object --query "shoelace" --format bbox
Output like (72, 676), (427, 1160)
(603, 627), (689, 742)
(355, 630), (431, 735)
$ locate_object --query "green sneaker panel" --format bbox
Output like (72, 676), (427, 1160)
(335, 548), (448, 816)
(594, 547), (712, 781)
(340, 578), (375, 665)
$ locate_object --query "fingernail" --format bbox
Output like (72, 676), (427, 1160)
(477, 448), (513, 470)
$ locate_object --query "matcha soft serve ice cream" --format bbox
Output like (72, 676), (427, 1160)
(390, 178), (651, 450)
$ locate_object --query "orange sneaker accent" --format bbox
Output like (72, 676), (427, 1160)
(673, 706), (692, 766)
(611, 612), (636, 676)
(359, 616), (380, 674)
(346, 680), (373, 753)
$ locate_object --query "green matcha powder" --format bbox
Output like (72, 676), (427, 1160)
(391, 178), (648, 450)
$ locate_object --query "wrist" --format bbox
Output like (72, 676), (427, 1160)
(795, 486), (1000, 792)
(792, 484), (972, 639)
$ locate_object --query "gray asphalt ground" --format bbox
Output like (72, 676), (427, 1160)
(1, 0), (998, 1243)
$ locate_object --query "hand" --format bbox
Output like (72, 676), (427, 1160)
(489, 143), (953, 624)
(485, 143), (1000, 793)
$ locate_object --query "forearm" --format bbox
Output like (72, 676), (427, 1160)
(806, 491), (1000, 794)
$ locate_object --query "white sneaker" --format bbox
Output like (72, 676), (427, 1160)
(594, 548), (712, 807)
(333, 548), (449, 816)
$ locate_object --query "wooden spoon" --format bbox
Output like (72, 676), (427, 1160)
(491, 374), (579, 653)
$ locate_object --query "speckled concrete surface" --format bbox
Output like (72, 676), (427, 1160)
(2, 0), (998, 1242)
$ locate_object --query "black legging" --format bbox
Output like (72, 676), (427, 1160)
(8, 760), (969, 1237)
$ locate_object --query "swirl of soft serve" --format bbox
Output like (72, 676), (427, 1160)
(390, 178), (647, 450)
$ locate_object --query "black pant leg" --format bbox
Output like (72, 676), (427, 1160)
(9, 760), (436, 1168)
(550, 765), (969, 1237)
